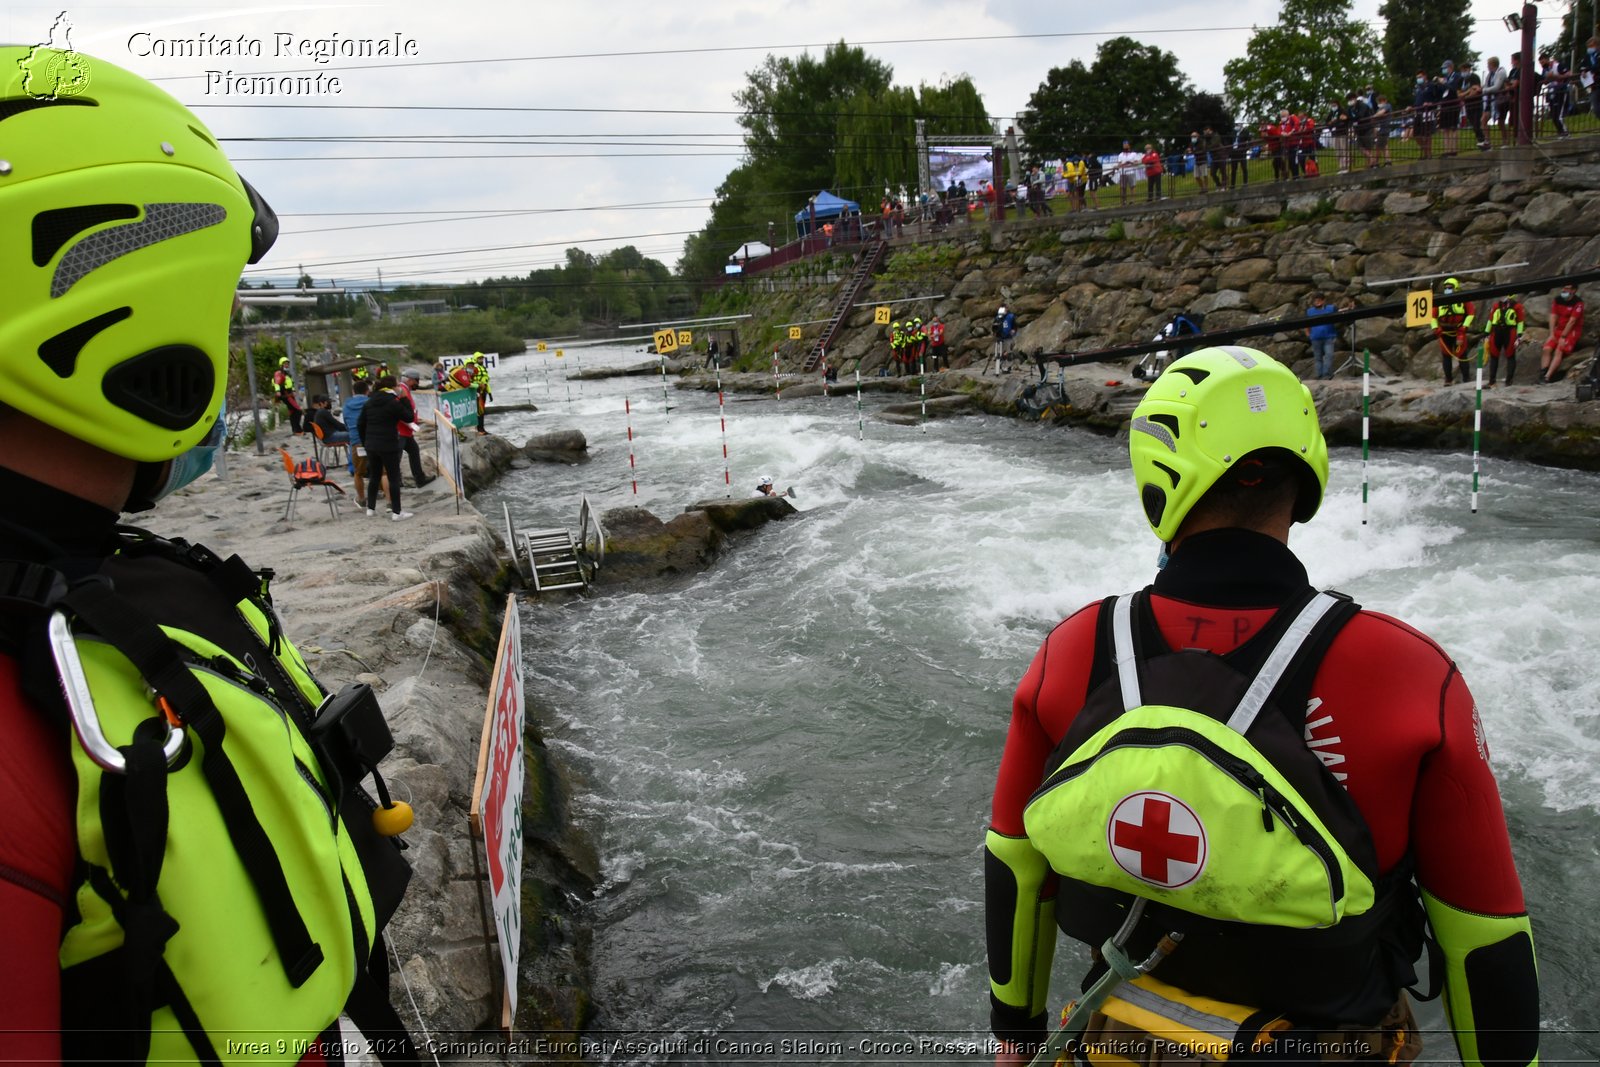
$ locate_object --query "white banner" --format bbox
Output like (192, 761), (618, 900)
(470, 596), (524, 1014)
(433, 408), (464, 501)
(441, 351), (499, 369)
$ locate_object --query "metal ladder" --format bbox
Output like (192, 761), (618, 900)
(507, 496), (605, 595)
(802, 239), (889, 373)
(521, 528), (588, 593)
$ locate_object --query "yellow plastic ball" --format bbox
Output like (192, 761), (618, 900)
(372, 801), (414, 837)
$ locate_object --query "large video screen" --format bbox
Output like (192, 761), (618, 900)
(928, 145), (997, 192)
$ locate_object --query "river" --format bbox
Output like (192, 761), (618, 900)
(478, 344), (1599, 1065)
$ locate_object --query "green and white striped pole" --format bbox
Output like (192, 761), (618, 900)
(1361, 349), (1370, 526)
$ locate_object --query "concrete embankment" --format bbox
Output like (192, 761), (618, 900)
(148, 421), (594, 1047)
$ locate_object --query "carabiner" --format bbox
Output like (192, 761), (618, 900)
(48, 611), (186, 773)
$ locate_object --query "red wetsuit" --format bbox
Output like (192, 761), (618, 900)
(986, 528), (1537, 1064)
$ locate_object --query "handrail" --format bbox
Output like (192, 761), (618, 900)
(578, 495), (605, 573)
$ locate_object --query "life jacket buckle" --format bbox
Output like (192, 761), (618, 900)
(47, 610), (186, 773)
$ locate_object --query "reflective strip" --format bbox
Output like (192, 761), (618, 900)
(1114, 981), (1243, 1045)
(52, 203), (227, 298)
(1112, 594), (1140, 711)
(1130, 415), (1177, 453)
(1226, 592), (1340, 732)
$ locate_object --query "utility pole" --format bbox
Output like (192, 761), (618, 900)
(1520, 3), (1537, 145)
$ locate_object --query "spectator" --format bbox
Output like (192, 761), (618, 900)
(1581, 37), (1600, 119)
(1084, 153), (1103, 206)
(1282, 111), (1304, 178)
(1114, 140), (1140, 206)
(1200, 126), (1225, 191)
(432, 359), (447, 392)
(1503, 54), (1524, 146)
(1187, 131), (1208, 193)
(272, 356), (304, 435)
(1183, 139), (1198, 193)
(1228, 125), (1251, 187)
(1412, 71), (1439, 158)
(1327, 100), (1353, 173)
(1294, 110), (1318, 176)
(1485, 56), (1509, 139)
(1142, 143), (1165, 201)
(1350, 91), (1377, 168)
(1539, 53), (1572, 138)
(356, 375), (416, 520)
(341, 378), (369, 476)
(1374, 95), (1394, 165)
(1305, 292), (1341, 379)
(1458, 59), (1487, 150)
(309, 394), (348, 446)
(1438, 61), (1464, 155)
(1264, 115), (1287, 181)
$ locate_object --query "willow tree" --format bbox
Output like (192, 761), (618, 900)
(833, 76), (991, 200)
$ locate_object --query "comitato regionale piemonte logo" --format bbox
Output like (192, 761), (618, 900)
(18, 11), (93, 100)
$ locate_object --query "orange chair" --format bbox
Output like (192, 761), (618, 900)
(280, 448), (345, 522)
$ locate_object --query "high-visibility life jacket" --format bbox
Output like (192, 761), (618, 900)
(4, 534), (414, 1064)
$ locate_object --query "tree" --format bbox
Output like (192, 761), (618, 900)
(1021, 37), (1192, 160)
(735, 42), (894, 202)
(1223, 0), (1386, 122)
(1178, 92), (1236, 138)
(832, 76), (991, 202)
(1378, 0), (1478, 85)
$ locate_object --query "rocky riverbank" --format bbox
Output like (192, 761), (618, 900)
(147, 421), (594, 1050)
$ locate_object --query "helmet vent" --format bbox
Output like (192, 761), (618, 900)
(1141, 484), (1168, 528)
(1152, 461), (1181, 488)
(0, 96), (97, 125)
(52, 202), (227, 298)
(1174, 367), (1211, 385)
(102, 344), (215, 430)
(187, 124), (217, 148)
(38, 306), (132, 377)
(32, 204), (141, 266)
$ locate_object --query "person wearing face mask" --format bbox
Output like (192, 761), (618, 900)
(1537, 53), (1572, 138)
(1457, 59), (1486, 150)
(1503, 53), (1525, 145)
(1437, 60), (1463, 155)
(0, 47), (418, 1065)
(1581, 37), (1600, 119)
(1411, 71), (1440, 158)
(1540, 285), (1585, 384)
(1431, 277), (1477, 385)
(1328, 99), (1353, 173)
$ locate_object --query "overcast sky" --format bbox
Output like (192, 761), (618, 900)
(4, 1), (1546, 287)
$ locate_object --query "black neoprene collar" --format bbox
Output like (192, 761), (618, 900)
(0, 465), (121, 561)
(1152, 527), (1312, 607)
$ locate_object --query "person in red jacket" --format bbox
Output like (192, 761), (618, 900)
(1141, 143), (1165, 201)
(1540, 284), (1585, 383)
(986, 347), (1538, 1067)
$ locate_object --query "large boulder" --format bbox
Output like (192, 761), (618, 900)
(597, 507), (725, 584)
(523, 429), (589, 463)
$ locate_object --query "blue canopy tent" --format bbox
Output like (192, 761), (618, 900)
(794, 190), (860, 235)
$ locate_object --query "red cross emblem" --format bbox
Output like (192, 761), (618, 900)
(1107, 791), (1207, 888)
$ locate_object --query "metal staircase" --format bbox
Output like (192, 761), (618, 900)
(521, 528), (588, 593)
(803, 239), (888, 373)
(510, 495), (606, 595)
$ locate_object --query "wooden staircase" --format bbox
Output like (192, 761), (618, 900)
(802, 239), (889, 373)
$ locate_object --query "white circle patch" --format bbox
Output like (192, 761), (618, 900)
(1107, 791), (1207, 889)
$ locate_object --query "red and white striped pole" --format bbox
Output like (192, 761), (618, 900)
(821, 347), (830, 398)
(919, 356), (928, 433)
(772, 345), (782, 400)
(716, 362), (731, 496)
(624, 396), (638, 495)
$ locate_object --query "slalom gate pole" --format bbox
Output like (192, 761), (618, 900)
(624, 396), (638, 496)
(716, 361), (731, 496)
(772, 345), (781, 400)
(543, 351), (552, 400)
(856, 370), (864, 441)
(919, 356), (928, 432)
(659, 352), (671, 412)
(821, 348), (830, 398)
(575, 350), (584, 395)
(1472, 357), (1483, 514)
(1361, 349), (1371, 526)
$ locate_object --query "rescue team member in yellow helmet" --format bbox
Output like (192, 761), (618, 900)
(272, 355), (305, 434)
(987, 348), (1537, 1067)
(0, 48), (418, 1064)
(1431, 277), (1477, 385)
(469, 351), (491, 436)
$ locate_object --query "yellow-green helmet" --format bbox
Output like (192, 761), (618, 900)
(1129, 346), (1327, 542)
(0, 46), (276, 462)
(1441, 276), (1460, 295)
